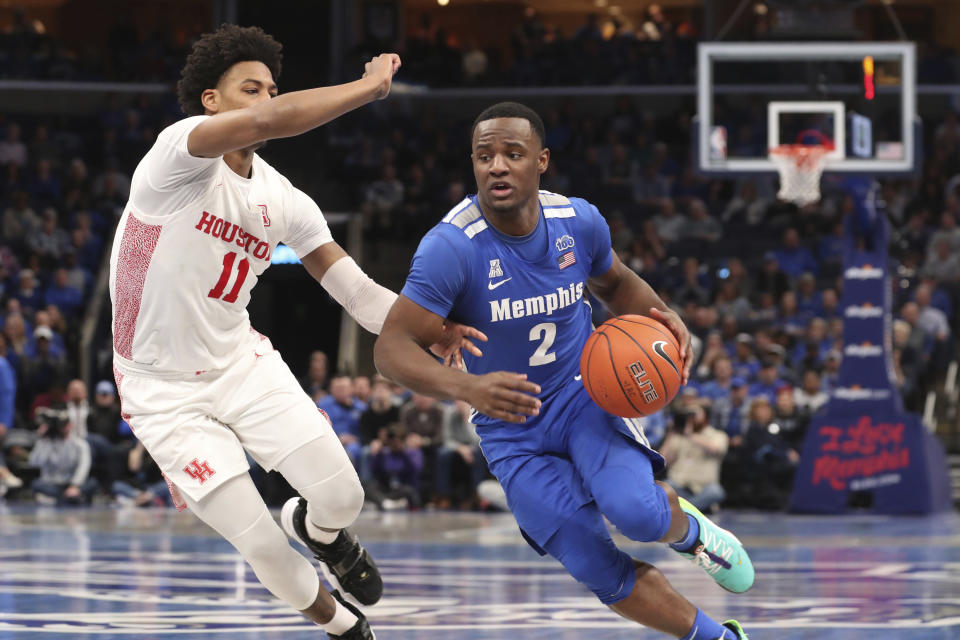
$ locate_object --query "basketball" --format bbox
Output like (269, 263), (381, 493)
(580, 314), (683, 418)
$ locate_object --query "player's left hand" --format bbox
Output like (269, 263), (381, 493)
(648, 306), (693, 385)
(429, 321), (488, 369)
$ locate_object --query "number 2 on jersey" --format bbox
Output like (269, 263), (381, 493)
(529, 322), (557, 366)
(209, 251), (249, 303)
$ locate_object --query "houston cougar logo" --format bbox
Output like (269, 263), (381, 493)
(652, 340), (680, 378)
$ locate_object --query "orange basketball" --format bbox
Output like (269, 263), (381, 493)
(580, 314), (683, 418)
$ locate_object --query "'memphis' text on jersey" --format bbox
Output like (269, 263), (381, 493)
(490, 282), (585, 322)
(195, 211), (272, 261)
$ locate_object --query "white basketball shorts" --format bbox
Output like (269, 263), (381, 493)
(114, 330), (334, 506)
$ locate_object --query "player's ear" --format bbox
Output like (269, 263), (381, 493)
(200, 88), (220, 115)
(538, 146), (550, 175)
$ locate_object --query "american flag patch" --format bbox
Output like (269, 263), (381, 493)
(558, 251), (576, 269)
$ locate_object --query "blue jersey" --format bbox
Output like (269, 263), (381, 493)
(402, 191), (613, 426)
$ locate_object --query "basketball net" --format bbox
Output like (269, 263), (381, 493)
(769, 131), (834, 206)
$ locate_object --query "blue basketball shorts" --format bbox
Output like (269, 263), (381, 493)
(477, 379), (670, 604)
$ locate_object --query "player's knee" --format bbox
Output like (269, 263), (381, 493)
(303, 467), (365, 530)
(560, 546), (636, 605)
(594, 469), (671, 543)
(231, 511), (289, 566)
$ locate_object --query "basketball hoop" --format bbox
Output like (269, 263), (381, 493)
(769, 130), (834, 206)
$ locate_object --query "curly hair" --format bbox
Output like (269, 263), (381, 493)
(177, 24), (283, 116)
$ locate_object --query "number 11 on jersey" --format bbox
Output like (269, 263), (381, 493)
(209, 251), (249, 303)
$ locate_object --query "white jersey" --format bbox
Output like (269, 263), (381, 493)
(109, 116), (333, 377)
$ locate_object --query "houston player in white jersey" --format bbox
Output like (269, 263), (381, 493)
(108, 25), (482, 640)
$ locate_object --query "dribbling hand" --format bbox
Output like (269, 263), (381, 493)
(362, 53), (401, 100)
(466, 372), (541, 424)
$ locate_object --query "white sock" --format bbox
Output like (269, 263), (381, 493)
(306, 518), (340, 545)
(321, 600), (359, 635)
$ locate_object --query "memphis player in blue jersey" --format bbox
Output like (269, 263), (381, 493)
(375, 102), (753, 640)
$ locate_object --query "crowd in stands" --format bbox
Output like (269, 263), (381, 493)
(1, 8), (959, 512)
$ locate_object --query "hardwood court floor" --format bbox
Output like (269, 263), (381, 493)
(0, 504), (957, 639)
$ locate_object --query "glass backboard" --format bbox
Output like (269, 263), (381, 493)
(696, 42), (917, 175)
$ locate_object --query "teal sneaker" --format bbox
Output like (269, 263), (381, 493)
(674, 497), (755, 593)
(721, 620), (749, 639)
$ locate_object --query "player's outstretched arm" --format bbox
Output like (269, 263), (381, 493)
(587, 251), (694, 384)
(375, 295), (541, 424)
(187, 54), (401, 159)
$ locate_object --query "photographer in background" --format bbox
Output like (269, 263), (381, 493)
(28, 408), (97, 505)
(660, 405), (729, 513)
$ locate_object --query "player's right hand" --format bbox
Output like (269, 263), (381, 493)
(466, 372), (541, 424)
(362, 53), (401, 100)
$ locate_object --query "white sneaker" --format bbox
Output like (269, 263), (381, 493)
(381, 497), (408, 511)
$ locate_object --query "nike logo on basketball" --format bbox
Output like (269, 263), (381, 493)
(488, 277), (512, 290)
(652, 340), (681, 378)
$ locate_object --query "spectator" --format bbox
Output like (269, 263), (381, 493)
(44, 267), (83, 318)
(921, 237), (960, 281)
(2, 190), (38, 248)
(399, 393), (445, 446)
(317, 373), (367, 463)
(29, 159), (61, 207)
(362, 163), (404, 235)
(914, 283), (951, 342)
(774, 227), (818, 279)
(698, 356), (735, 403)
(435, 400), (486, 508)
(721, 181), (769, 226)
(794, 369), (829, 416)
(20, 327), (67, 403)
(714, 280), (751, 322)
(772, 386), (808, 450)
(0, 123), (28, 168)
(359, 376), (399, 447)
(353, 375), (372, 406)
(28, 408), (97, 505)
(738, 396), (800, 509)
(641, 3), (672, 41)
(661, 405), (728, 513)
(681, 199), (722, 244)
(927, 212), (960, 254)
(776, 290), (808, 338)
(14, 268), (43, 314)
(366, 424), (423, 511)
(632, 166), (670, 209)
(819, 288), (840, 320)
(27, 208), (69, 266)
(111, 441), (172, 507)
(298, 350), (328, 402)
(731, 333), (760, 381)
(712, 376), (749, 439)
(86, 379), (134, 490)
(694, 333), (729, 382)
(2, 311), (30, 371)
(64, 378), (89, 439)
(86, 380), (124, 444)
(748, 358), (785, 404)
(754, 252), (791, 301)
(399, 392), (445, 501)
(792, 317), (832, 369)
(650, 198), (687, 245)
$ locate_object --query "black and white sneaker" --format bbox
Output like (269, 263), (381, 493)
(327, 590), (375, 640)
(281, 497), (383, 605)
